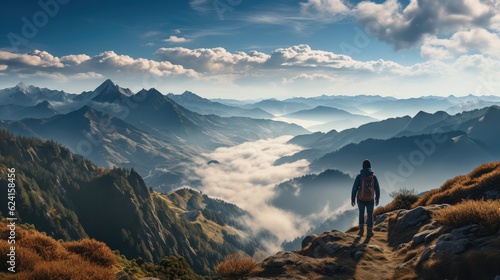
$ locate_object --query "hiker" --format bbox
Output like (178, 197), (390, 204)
(351, 159), (380, 237)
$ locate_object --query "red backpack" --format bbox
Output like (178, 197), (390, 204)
(358, 174), (375, 201)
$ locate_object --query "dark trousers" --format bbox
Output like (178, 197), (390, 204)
(358, 200), (374, 228)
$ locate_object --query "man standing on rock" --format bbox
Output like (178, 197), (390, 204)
(351, 159), (380, 237)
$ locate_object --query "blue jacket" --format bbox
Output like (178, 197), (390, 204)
(351, 168), (380, 202)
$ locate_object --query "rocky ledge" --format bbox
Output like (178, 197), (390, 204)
(249, 204), (500, 280)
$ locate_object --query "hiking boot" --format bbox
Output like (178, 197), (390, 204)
(357, 226), (364, 237)
(367, 227), (373, 237)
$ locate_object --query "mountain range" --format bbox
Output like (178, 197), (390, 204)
(276, 106), (500, 192)
(0, 80), (499, 278)
(0, 80), (308, 191)
(0, 131), (265, 274)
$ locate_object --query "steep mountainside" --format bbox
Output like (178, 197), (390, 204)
(248, 162), (500, 279)
(0, 131), (264, 274)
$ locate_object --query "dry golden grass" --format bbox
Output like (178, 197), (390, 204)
(414, 161), (500, 207)
(214, 252), (257, 279)
(63, 238), (117, 267)
(17, 255), (116, 280)
(0, 221), (117, 279)
(433, 200), (500, 234)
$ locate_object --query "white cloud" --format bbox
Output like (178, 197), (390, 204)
(189, 137), (311, 252)
(300, 0), (350, 20)
(0, 44), (499, 98)
(156, 47), (270, 73)
(352, 0), (496, 50)
(163, 35), (191, 43)
(0, 50), (64, 68)
(0, 49), (200, 81)
(72, 72), (105, 80)
(453, 54), (500, 71)
(61, 54), (91, 65)
(282, 73), (338, 84)
(421, 28), (500, 59)
(0, 65), (7, 71)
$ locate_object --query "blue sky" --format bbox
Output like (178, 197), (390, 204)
(0, 0), (499, 99)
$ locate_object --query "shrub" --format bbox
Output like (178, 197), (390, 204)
(374, 188), (419, 216)
(17, 231), (70, 260)
(214, 252), (257, 279)
(433, 200), (500, 235)
(63, 238), (117, 267)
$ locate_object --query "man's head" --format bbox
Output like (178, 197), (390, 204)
(362, 159), (371, 169)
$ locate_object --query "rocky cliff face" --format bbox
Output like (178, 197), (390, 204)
(250, 204), (500, 280)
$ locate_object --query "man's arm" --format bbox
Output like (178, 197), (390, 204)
(374, 176), (381, 205)
(351, 175), (359, 205)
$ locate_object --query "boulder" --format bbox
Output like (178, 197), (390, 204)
(396, 206), (431, 230)
(412, 230), (434, 246)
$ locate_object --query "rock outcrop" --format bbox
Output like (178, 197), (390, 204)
(250, 204), (500, 280)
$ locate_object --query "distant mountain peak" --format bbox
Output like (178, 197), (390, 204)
(15, 82), (30, 91)
(91, 79), (133, 102)
(95, 79), (116, 92)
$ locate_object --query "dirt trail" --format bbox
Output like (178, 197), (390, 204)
(346, 227), (405, 280)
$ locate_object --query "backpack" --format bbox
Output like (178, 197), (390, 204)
(358, 174), (375, 201)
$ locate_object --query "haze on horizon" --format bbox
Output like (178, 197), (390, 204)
(0, 0), (499, 99)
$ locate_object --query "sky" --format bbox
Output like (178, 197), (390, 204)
(0, 0), (500, 99)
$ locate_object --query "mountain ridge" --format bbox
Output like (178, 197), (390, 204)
(0, 131), (265, 274)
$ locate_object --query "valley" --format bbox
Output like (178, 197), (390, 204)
(0, 80), (499, 278)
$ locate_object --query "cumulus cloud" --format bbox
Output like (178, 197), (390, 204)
(421, 28), (500, 59)
(189, 137), (311, 252)
(353, 0), (496, 50)
(156, 47), (270, 73)
(0, 50), (64, 68)
(0, 49), (200, 82)
(163, 36), (191, 43)
(155, 44), (425, 77)
(0, 65), (7, 71)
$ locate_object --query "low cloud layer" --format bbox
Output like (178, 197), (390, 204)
(188, 137), (314, 252)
